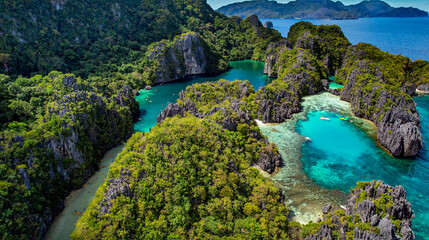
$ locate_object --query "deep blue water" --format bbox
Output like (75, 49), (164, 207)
(262, 18), (429, 61)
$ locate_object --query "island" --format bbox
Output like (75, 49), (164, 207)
(217, 0), (428, 20)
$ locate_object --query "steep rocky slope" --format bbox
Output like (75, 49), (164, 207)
(307, 181), (415, 240)
(336, 44), (424, 157)
(146, 33), (208, 84)
(0, 75), (138, 239)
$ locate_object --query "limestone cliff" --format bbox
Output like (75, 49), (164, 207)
(262, 22), (425, 157)
(0, 76), (139, 239)
(337, 45), (423, 157)
(307, 181), (415, 240)
(148, 32), (208, 84)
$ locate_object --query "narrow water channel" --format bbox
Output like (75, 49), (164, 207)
(45, 60), (270, 239)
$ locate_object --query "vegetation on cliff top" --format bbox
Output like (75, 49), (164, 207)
(72, 116), (290, 239)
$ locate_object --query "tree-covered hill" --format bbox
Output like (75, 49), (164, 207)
(72, 81), (290, 239)
(0, 0), (212, 77)
(0, 0), (282, 79)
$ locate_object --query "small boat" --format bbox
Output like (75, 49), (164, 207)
(305, 137), (312, 142)
(320, 116), (331, 120)
(340, 205), (346, 210)
(339, 117), (349, 121)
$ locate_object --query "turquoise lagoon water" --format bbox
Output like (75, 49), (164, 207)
(259, 93), (429, 239)
(297, 96), (429, 240)
(134, 60), (272, 132)
(262, 18), (429, 61)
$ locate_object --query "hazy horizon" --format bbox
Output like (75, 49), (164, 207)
(208, 0), (429, 12)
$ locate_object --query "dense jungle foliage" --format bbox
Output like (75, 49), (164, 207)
(72, 116), (290, 239)
(0, 0), (281, 79)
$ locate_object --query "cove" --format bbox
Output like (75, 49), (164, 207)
(45, 60), (272, 240)
(259, 93), (429, 240)
(298, 96), (429, 240)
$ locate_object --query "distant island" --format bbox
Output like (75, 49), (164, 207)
(217, 0), (429, 20)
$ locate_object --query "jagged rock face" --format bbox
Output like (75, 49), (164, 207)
(307, 181), (415, 240)
(417, 83), (429, 94)
(149, 33), (208, 84)
(100, 168), (132, 215)
(264, 40), (292, 78)
(256, 88), (301, 123)
(339, 59), (423, 157)
(175, 33), (207, 75)
(261, 46), (326, 123)
(114, 85), (140, 120)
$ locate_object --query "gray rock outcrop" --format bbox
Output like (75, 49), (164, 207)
(338, 55), (423, 157)
(417, 83), (429, 94)
(307, 181), (415, 240)
(149, 32), (208, 84)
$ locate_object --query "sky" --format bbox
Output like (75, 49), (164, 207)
(207, 0), (429, 11)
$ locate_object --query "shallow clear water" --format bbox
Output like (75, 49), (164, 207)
(45, 146), (123, 240)
(329, 82), (343, 89)
(262, 18), (429, 61)
(295, 95), (429, 240)
(134, 60), (272, 132)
